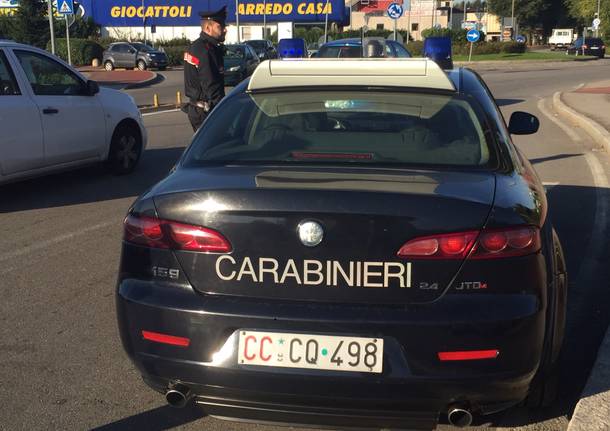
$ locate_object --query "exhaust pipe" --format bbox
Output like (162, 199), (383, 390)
(447, 405), (473, 428)
(165, 383), (192, 408)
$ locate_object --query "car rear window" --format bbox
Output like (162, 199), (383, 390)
(585, 38), (604, 46)
(318, 46), (362, 58)
(184, 90), (495, 168)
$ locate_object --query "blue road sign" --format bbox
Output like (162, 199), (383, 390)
(516, 35), (526, 43)
(466, 29), (480, 43)
(58, 0), (74, 14)
(387, 2), (403, 19)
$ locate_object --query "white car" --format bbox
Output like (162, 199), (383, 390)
(0, 40), (147, 185)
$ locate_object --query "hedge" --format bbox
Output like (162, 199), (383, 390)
(46, 38), (104, 66)
(162, 46), (188, 66)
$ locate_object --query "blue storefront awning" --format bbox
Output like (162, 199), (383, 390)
(80, 0), (346, 27)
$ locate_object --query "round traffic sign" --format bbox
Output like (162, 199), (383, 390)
(593, 18), (601, 28)
(466, 29), (480, 43)
(387, 2), (403, 19)
(516, 35), (526, 43)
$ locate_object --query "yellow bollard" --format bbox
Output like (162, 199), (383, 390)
(176, 91), (182, 107)
(153, 94), (159, 108)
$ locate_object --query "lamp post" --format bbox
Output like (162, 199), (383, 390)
(324, 0), (330, 43)
(235, 0), (240, 43)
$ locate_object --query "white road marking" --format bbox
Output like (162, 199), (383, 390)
(542, 181), (560, 186)
(537, 97), (582, 142)
(142, 109), (181, 117)
(0, 221), (114, 263)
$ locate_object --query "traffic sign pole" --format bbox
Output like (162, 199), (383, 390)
(469, 41), (473, 62)
(48, 0), (55, 55)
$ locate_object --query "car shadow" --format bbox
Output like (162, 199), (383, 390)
(495, 98), (525, 107)
(530, 153), (582, 165)
(0, 146), (186, 213)
(91, 404), (206, 431)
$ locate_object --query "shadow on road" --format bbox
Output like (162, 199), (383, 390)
(495, 98), (525, 107)
(91, 404), (205, 431)
(530, 153), (582, 165)
(0, 146), (186, 213)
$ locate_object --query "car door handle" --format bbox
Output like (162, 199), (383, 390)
(43, 108), (59, 114)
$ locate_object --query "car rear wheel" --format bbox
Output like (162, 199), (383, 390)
(104, 60), (114, 71)
(137, 60), (147, 71)
(106, 124), (142, 175)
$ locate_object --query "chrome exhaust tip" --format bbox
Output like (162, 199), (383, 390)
(165, 383), (192, 408)
(447, 405), (473, 428)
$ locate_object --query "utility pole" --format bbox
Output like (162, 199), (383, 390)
(511, 0), (515, 41)
(48, 0), (55, 54)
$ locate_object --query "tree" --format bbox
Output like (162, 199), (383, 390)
(566, 0), (610, 40)
(9, 0), (49, 48)
(487, 0), (552, 30)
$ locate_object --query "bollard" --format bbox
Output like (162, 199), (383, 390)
(153, 94), (159, 108)
(176, 91), (182, 107)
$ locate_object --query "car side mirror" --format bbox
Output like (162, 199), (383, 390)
(508, 111), (539, 135)
(86, 80), (100, 96)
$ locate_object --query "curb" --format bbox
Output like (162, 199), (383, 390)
(552, 91), (610, 152)
(567, 328), (610, 431)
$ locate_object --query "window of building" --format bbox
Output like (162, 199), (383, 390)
(411, 23), (419, 31)
(376, 24), (384, 30)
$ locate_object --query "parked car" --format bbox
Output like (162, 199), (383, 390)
(223, 44), (260, 86)
(244, 39), (277, 60)
(0, 41), (146, 185)
(116, 59), (567, 429)
(566, 37), (606, 58)
(103, 42), (168, 71)
(315, 38), (412, 58)
(549, 28), (575, 51)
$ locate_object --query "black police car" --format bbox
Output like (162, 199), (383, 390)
(117, 58), (567, 430)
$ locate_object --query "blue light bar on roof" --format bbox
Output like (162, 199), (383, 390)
(424, 37), (453, 70)
(278, 38), (306, 58)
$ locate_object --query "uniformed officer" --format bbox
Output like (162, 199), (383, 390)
(183, 6), (228, 131)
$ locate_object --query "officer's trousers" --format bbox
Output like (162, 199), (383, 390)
(187, 105), (209, 132)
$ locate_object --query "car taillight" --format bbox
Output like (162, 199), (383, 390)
(397, 226), (540, 260)
(583, 44), (588, 49)
(124, 214), (232, 252)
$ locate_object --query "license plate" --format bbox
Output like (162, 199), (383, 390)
(237, 331), (383, 373)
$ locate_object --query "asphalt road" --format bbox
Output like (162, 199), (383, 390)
(2, 60), (610, 431)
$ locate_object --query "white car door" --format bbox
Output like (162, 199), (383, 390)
(11, 48), (106, 166)
(0, 48), (44, 176)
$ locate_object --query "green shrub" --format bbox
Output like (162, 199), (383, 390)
(46, 38), (104, 66)
(406, 40), (424, 57)
(501, 41), (526, 53)
(156, 37), (192, 47)
(162, 46), (187, 66)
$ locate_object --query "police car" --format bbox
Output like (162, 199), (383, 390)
(116, 58), (567, 429)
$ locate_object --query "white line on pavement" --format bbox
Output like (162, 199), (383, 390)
(542, 181), (560, 186)
(0, 221), (114, 263)
(537, 97), (582, 143)
(142, 109), (181, 117)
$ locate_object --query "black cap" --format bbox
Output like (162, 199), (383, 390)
(199, 6), (227, 26)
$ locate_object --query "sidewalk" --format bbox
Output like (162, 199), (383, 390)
(77, 66), (160, 89)
(552, 82), (610, 431)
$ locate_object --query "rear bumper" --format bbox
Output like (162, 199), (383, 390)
(117, 279), (545, 429)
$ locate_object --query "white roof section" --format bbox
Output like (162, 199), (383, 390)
(247, 59), (456, 92)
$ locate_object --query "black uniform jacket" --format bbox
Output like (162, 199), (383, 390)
(184, 32), (225, 106)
